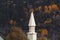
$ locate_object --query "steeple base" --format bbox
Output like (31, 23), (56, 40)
(27, 32), (37, 40)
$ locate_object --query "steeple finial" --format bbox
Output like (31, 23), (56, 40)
(28, 12), (36, 26)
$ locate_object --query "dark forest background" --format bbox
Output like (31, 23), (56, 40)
(0, 0), (60, 40)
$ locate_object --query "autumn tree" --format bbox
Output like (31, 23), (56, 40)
(6, 27), (28, 40)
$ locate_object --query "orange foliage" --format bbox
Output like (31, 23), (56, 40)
(51, 4), (58, 10)
(44, 6), (51, 13)
(6, 27), (28, 40)
(41, 29), (48, 36)
(29, 8), (34, 12)
(9, 20), (16, 25)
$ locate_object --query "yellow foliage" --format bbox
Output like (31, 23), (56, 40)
(44, 6), (49, 12)
(38, 6), (42, 11)
(44, 18), (52, 24)
(38, 37), (49, 40)
(49, 5), (52, 11)
(9, 20), (14, 24)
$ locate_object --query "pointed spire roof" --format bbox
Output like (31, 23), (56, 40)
(28, 12), (36, 26)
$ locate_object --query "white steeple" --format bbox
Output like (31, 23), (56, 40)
(27, 12), (37, 40)
(28, 12), (36, 27)
(0, 36), (4, 40)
